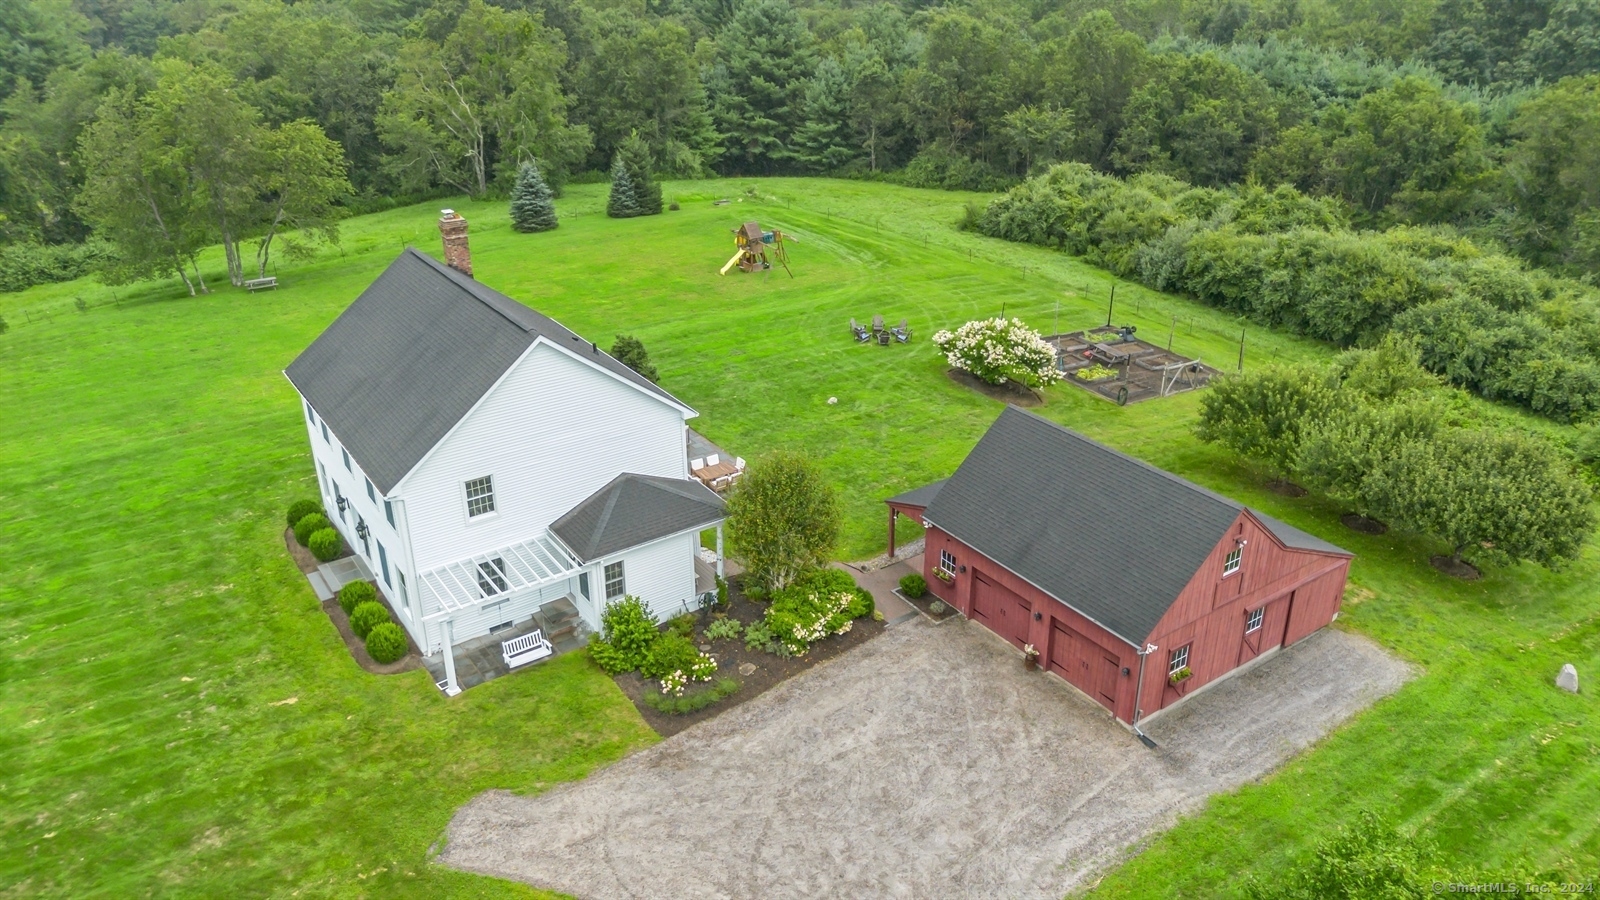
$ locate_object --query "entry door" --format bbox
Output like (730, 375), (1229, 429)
(1239, 591), (1292, 665)
(1095, 653), (1120, 709)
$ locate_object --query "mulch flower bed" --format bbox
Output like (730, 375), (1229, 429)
(1265, 478), (1308, 498)
(1340, 513), (1389, 535)
(610, 575), (886, 738)
(899, 586), (960, 622)
(282, 528), (422, 675)
(946, 368), (1043, 407)
(1430, 555), (1482, 581)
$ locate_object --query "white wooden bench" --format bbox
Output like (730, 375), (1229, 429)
(502, 630), (553, 669)
(244, 276), (277, 292)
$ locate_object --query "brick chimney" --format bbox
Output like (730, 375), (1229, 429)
(439, 209), (472, 277)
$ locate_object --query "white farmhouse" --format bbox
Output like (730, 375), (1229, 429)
(285, 216), (725, 694)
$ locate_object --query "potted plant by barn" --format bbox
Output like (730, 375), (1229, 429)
(1023, 644), (1040, 671)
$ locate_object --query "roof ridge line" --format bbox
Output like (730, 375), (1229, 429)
(403, 247), (541, 333)
(588, 477), (626, 557)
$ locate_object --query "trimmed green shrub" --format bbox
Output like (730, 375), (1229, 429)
(899, 573), (927, 598)
(704, 617), (742, 641)
(643, 677), (740, 715)
(640, 632), (702, 680)
(667, 613), (696, 639)
(308, 528), (342, 562)
(293, 513), (331, 546)
(587, 595), (658, 674)
(348, 601), (389, 639)
(365, 622), (407, 664)
(338, 579), (376, 615)
(286, 499), (322, 529)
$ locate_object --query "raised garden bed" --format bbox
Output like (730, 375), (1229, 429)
(897, 586), (960, 622)
(609, 575), (886, 738)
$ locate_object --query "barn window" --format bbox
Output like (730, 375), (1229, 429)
(604, 561), (626, 599)
(1168, 644), (1190, 676)
(1245, 607), (1264, 633)
(464, 476), (496, 518)
(938, 549), (956, 576)
(477, 558), (509, 596)
(1223, 547), (1242, 576)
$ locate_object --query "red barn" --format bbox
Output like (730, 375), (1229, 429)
(888, 408), (1353, 727)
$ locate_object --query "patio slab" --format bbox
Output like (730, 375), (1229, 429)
(439, 618), (1411, 898)
(422, 599), (589, 693)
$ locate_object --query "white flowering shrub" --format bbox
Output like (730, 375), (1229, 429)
(932, 317), (1062, 387)
(763, 569), (874, 656)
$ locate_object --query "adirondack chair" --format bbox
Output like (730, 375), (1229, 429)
(891, 319), (911, 343)
(850, 318), (870, 342)
(871, 314), (885, 335)
(502, 629), (554, 669)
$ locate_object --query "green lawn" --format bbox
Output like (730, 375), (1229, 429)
(1, 179), (1595, 897)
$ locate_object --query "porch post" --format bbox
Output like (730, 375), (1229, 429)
(887, 506), (897, 558)
(715, 524), (725, 579)
(441, 618), (461, 697)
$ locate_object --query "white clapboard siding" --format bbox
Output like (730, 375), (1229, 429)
(401, 341), (688, 571)
(603, 531), (700, 623)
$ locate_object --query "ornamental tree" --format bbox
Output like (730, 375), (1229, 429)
(932, 317), (1062, 388)
(509, 161), (558, 232)
(727, 451), (840, 593)
(1195, 365), (1340, 478)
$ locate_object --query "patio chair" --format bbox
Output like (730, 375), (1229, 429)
(892, 318), (911, 343)
(734, 457), (745, 470)
(706, 453), (720, 467)
(691, 457), (706, 471)
(871, 314), (885, 335)
(850, 318), (870, 342)
(877, 329), (891, 345)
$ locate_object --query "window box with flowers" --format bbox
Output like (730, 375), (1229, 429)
(933, 567), (955, 584)
(1168, 665), (1192, 686)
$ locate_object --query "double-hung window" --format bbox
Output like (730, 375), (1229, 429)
(378, 541), (390, 586)
(321, 422), (330, 443)
(341, 447), (351, 472)
(1245, 607), (1264, 633)
(365, 478), (375, 503)
(384, 499), (394, 527)
(938, 549), (957, 576)
(1223, 547), (1242, 576)
(464, 476), (496, 518)
(1169, 644), (1191, 676)
(305, 401), (315, 423)
(604, 561), (626, 599)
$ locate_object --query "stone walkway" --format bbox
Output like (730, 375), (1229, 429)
(305, 556), (373, 601)
(833, 555), (919, 624)
(439, 619), (1412, 899)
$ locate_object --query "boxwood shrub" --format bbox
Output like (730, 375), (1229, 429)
(348, 601), (389, 639)
(286, 499), (322, 529)
(293, 513), (331, 546)
(308, 527), (342, 561)
(640, 632), (701, 680)
(338, 579), (376, 615)
(365, 622), (407, 663)
(899, 573), (927, 598)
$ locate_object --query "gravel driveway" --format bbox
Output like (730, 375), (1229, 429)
(440, 619), (1411, 899)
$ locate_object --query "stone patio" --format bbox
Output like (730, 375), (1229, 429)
(305, 555), (374, 601)
(422, 598), (589, 693)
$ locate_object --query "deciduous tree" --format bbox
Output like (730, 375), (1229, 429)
(727, 451), (840, 593)
(1195, 365), (1340, 478)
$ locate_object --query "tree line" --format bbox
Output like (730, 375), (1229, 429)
(1, 0), (1598, 288)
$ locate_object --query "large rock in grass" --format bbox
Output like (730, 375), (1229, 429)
(1557, 664), (1579, 694)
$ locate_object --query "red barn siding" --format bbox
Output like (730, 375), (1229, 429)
(928, 511), (1351, 726)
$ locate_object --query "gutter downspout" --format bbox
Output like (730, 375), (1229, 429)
(1132, 643), (1158, 749)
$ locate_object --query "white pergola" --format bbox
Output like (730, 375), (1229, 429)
(418, 531), (583, 696)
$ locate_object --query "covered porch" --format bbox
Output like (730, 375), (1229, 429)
(885, 479), (946, 558)
(421, 596), (588, 693)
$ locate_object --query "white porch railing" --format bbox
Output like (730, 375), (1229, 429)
(418, 530), (582, 621)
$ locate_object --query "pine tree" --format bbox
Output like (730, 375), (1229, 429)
(606, 155), (641, 218)
(610, 334), (659, 383)
(617, 133), (663, 216)
(509, 161), (558, 232)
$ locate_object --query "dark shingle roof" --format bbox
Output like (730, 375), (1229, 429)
(285, 249), (690, 493)
(887, 479), (946, 510)
(922, 408), (1347, 645)
(1250, 510), (1352, 556)
(551, 474), (727, 563)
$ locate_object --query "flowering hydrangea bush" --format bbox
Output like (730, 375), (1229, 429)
(659, 652), (718, 696)
(763, 568), (874, 656)
(932, 317), (1062, 387)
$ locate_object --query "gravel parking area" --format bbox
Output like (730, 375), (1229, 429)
(440, 619), (1411, 899)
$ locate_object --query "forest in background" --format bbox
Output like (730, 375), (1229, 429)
(1, 0), (1598, 289)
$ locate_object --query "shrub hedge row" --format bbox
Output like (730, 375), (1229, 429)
(0, 240), (116, 293)
(980, 164), (1600, 422)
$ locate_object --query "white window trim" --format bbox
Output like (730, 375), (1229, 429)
(463, 475), (497, 522)
(938, 549), (957, 577)
(603, 560), (626, 600)
(1245, 607), (1264, 633)
(1169, 644), (1190, 675)
(1223, 547), (1242, 576)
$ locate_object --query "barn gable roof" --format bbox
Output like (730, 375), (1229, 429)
(284, 249), (690, 494)
(921, 408), (1347, 646)
(550, 473), (726, 563)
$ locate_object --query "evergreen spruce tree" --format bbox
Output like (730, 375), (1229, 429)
(610, 334), (659, 383)
(606, 155), (641, 218)
(509, 161), (558, 232)
(617, 133), (663, 215)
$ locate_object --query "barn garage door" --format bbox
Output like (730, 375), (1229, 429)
(1048, 619), (1120, 713)
(972, 573), (1032, 649)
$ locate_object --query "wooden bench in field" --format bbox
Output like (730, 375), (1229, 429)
(244, 276), (278, 292)
(502, 629), (553, 669)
